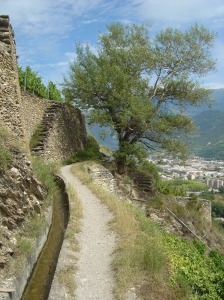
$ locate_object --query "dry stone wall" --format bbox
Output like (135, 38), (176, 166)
(0, 16), (27, 143)
(40, 103), (87, 162)
(21, 91), (52, 141)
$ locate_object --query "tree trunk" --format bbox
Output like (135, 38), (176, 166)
(117, 158), (126, 175)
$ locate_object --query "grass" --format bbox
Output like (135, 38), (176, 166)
(58, 265), (77, 298)
(29, 123), (43, 149)
(0, 126), (12, 170)
(23, 213), (48, 238)
(70, 162), (181, 300)
(65, 184), (83, 251)
(31, 157), (60, 207)
(0, 144), (11, 170)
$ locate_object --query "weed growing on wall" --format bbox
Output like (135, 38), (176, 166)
(29, 123), (43, 149)
(31, 158), (60, 204)
(0, 144), (11, 170)
(0, 126), (11, 169)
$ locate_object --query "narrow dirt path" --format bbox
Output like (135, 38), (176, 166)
(59, 165), (116, 299)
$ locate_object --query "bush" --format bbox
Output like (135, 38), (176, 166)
(64, 135), (101, 164)
(200, 191), (215, 201)
(148, 197), (164, 209)
(212, 201), (224, 218)
(31, 158), (59, 200)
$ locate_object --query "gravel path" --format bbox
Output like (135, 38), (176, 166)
(60, 165), (116, 300)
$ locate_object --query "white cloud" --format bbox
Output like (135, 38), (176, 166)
(123, 0), (224, 26)
(65, 52), (77, 61)
(1, 0), (105, 36)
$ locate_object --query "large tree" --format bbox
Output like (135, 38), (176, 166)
(62, 22), (216, 174)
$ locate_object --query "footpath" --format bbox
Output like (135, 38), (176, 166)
(48, 165), (116, 300)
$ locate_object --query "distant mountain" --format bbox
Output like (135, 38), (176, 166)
(87, 125), (118, 150)
(191, 110), (224, 160)
(186, 88), (224, 115)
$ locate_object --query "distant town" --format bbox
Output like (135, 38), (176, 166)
(148, 155), (224, 191)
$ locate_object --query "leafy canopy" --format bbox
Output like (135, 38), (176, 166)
(62, 22), (216, 173)
(18, 66), (63, 101)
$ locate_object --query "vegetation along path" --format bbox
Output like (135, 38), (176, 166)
(60, 164), (116, 299)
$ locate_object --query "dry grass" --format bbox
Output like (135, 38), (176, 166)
(65, 184), (83, 251)
(57, 264), (77, 297)
(70, 162), (176, 300)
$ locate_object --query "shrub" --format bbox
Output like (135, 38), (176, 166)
(63, 134), (101, 164)
(212, 201), (224, 218)
(31, 158), (59, 200)
(137, 160), (161, 188)
(148, 197), (164, 209)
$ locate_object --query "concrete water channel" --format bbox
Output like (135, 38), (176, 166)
(20, 176), (69, 300)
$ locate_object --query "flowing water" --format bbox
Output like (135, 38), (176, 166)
(20, 180), (69, 300)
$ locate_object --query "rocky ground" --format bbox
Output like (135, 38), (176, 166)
(0, 146), (46, 294)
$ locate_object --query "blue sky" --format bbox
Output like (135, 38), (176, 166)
(1, 0), (224, 90)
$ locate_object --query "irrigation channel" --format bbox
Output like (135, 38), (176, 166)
(20, 176), (70, 300)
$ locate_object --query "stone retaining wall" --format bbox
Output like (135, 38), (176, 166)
(0, 16), (27, 143)
(21, 91), (52, 140)
(42, 103), (87, 162)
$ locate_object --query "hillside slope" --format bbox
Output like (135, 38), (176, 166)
(191, 110), (224, 160)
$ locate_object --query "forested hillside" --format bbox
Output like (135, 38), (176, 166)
(191, 110), (224, 160)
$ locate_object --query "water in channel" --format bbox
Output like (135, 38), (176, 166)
(20, 181), (69, 300)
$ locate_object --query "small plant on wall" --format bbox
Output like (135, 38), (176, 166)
(29, 123), (43, 149)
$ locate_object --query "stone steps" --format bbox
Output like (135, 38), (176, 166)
(31, 103), (61, 155)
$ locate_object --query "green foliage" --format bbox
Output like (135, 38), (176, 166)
(200, 191), (215, 201)
(63, 135), (101, 164)
(0, 144), (11, 170)
(136, 212), (224, 299)
(186, 197), (203, 211)
(159, 181), (188, 196)
(148, 197), (164, 209)
(209, 250), (224, 271)
(212, 201), (224, 218)
(219, 186), (224, 194)
(48, 81), (63, 101)
(18, 66), (62, 101)
(23, 213), (48, 238)
(17, 238), (33, 256)
(192, 239), (206, 256)
(29, 123), (42, 149)
(162, 179), (210, 195)
(137, 160), (162, 189)
(31, 158), (58, 199)
(0, 126), (11, 169)
(62, 22), (216, 173)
